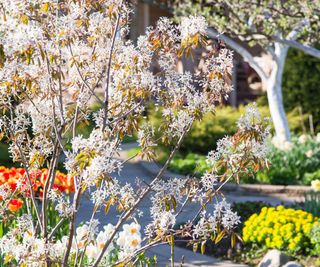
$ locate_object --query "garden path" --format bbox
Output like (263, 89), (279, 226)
(76, 142), (302, 266)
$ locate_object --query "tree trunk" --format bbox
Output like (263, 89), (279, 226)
(266, 43), (291, 141)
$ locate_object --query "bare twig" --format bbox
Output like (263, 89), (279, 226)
(102, 0), (124, 131)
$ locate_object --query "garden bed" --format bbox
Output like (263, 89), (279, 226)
(134, 156), (312, 196)
(174, 201), (320, 267)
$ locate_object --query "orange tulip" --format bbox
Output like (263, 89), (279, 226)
(8, 198), (23, 212)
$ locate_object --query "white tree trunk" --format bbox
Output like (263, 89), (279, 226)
(207, 29), (292, 141)
(266, 43), (291, 141)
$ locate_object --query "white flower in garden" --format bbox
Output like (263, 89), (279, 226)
(76, 225), (89, 249)
(138, 124), (157, 150)
(251, 140), (268, 159)
(75, 221), (99, 250)
(31, 238), (47, 259)
(282, 141), (293, 151)
(96, 224), (115, 250)
(127, 234), (142, 250)
(169, 110), (194, 138)
(117, 222), (141, 246)
(316, 133), (320, 143)
(221, 209), (241, 229)
(116, 231), (127, 248)
(50, 238), (67, 260)
(305, 150), (314, 158)
(123, 222), (141, 236)
(272, 136), (293, 151)
(117, 222), (142, 258)
(298, 134), (308, 144)
(159, 211), (176, 230)
(117, 234), (142, 259)
(311, 179), (320, 192)
(85, 244), (99, 260)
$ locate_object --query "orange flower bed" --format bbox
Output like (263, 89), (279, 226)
(0, 166), (74, 212)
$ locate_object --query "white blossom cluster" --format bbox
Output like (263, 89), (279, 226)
(60, 221), (142, 265)
(199, 49), (234, 100)
(207, 103), (270, 171)
(137, 123), (157, 156)
(180, 16), (208, 41)
(48, 189), (74, 218)
(66, 129), (122, 187)
(91, 179), (136, 211)
(146, 178), (186, 235)
(193, 199), (240, 240)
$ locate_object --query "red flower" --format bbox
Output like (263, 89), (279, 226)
(8, 198), (23, 213)
(0, 166), (75, 205)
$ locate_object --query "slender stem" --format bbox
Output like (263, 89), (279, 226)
(77, 183), (103, 266)
(102, 0), (123, 132)
(48, 218), (65, 240)
(62, 181), (82, 266)
(73, 105), (79, 139)
(171, 237), (175, 267)
(42, 141), (59, 238)
(10, 133), (43, 232)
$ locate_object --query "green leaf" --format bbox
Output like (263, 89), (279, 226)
(40, 2), (50, 13)
(0, 223), (3, 238)
(201, 241), (206, 254)
(171, 195), (177, 212)
(215, 230), (225, 244)
(20, 14), (29, 24)
(193, 242), (198, 253)
(231, 232), (236, 248)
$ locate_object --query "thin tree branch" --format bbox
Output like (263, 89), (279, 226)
(102, 0), (123, 131)
(271, 36), (320, 58)
(62, 179), (82, 266)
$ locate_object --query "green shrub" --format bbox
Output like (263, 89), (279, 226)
(147, 103), (304, 155)
(309, 222), (320, 256)
(257, 134), (320, 185)
(169, 152), (208, 176)
(0, 143), (16, 167)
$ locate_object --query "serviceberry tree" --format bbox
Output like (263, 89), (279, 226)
(0, 1), (269, 266)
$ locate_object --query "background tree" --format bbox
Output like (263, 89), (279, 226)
(172, 0), (320, 141)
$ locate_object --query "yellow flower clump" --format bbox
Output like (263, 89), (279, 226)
(243, 205), (319, 253)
